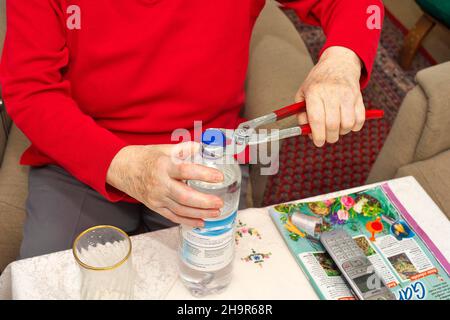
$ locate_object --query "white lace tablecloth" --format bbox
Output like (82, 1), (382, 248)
(1, 177), (449, 299)
(0, 227), (180, 300)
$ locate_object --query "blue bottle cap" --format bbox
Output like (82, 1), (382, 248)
(201, 129), (226, 147)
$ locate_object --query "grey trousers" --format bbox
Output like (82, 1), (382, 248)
(20, 164), (249, 259)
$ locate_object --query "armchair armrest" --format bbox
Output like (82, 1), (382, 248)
(395, 149), (450, 218)
(414, 61), (450, 161)
(366, 86), (427, 183)
(367, 61), (450, 184)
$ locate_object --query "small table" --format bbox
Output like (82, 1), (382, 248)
(0, 176), (448, 300)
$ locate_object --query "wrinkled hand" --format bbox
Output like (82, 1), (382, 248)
(106, 142), (224, 227)
(295, 46), (366, 147)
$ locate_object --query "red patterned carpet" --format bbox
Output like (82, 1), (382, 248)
(262, 9), (436, 206)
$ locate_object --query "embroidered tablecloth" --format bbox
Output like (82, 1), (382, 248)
(0, 177), (448, 299)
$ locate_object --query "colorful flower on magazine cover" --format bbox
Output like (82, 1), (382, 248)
(273, 187), (410, 243)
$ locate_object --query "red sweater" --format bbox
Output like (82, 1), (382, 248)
(0, 0), (383, 202)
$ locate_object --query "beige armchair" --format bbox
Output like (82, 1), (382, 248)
(367, 62), (450, 218)
(0, 0), (31, 272)
(0, 1), (314, 271)
(245, 1), (314, 207)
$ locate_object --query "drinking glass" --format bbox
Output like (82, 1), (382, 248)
(72, 225), (134, 300)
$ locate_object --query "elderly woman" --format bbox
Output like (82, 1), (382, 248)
(0, 0), (383, 258)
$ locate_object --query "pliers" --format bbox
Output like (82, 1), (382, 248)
(219, 101), (384, 156)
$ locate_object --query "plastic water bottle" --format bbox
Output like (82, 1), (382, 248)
(178, 129), (241, 296)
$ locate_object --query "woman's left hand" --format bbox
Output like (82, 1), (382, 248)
(295, 46), (366, 147)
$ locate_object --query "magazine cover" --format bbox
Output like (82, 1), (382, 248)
(269, 183), (450, 300)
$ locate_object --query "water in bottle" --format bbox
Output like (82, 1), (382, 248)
(178, 129), (241, 297)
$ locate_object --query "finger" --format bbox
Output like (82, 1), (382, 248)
(166, 198), (220, 219)
(295, 88), (305, 103)
(157, 207), (204, 228)
(323, 96), (340, 144)
(297, 112), (308, 125)
(305, 93), (326, 147)
(170, 141), (201, 161)
(352, 96), (366, 132)
(169, 162), (223, 183)
(298, 111), (313, 141)
(168, 180), (224, 209)
(339, 96), (356, 136)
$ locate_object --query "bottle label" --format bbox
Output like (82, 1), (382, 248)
(181, 211), (237, 272)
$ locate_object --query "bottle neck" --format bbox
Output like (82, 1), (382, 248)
(201, 144), (224, 161)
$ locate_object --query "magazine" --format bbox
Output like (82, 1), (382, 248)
(269, 183), (450, 300)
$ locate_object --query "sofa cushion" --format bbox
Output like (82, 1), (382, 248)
(0, 125), (30, 208)
(0, 125), (30, 271)
(395, 149), (450, 219)
(0, 204), (26, 271)
(414, 62), (450, 161)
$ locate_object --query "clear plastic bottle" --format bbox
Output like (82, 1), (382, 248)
(178, 129), (241, 297)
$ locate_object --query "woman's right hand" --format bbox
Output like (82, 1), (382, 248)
(106, 142), (224, 227)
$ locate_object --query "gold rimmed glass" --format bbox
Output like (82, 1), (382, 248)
(73, 225), (134, 300)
